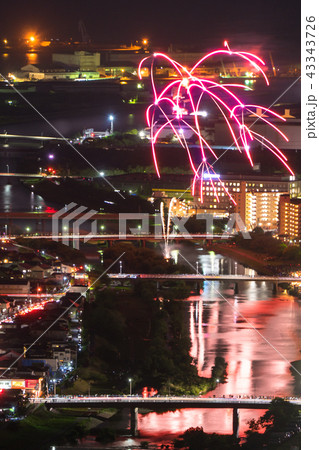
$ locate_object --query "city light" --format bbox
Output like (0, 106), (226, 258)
(25, 34), (38, 46)
(109, 115), (114, 134)
(139, 42), (294, 203)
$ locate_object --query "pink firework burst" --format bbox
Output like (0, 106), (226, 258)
(138, 41), (294, 204)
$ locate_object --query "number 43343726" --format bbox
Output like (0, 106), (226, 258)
(306, 16), (316, 79)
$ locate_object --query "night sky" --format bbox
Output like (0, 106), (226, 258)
(1, 0), (300, 51)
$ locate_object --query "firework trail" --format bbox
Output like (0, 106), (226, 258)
(160, 198), (177, 260)
(139, 42), (294, 204)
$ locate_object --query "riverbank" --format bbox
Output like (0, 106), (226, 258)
(209, 242), (299, 276)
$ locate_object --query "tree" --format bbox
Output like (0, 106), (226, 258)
(245, 397), (300, 447)
(178, 427), (240, 449)
(252, 226), (264, 235)
(180, 427), (210, 449)
(260, 397), (300, 431)
(211, 356), (228, 384)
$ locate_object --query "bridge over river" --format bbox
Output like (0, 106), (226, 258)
(30, 395), (301, 437)
(108, 273), (300, 282)
(108, 273), (300, 294)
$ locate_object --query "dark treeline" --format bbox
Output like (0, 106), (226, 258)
(102, 243), (192, 275)
(80, 280), (211, 395)
(234, 227), (301, 264)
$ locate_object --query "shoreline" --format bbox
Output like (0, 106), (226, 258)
(210, 242), (299, 276)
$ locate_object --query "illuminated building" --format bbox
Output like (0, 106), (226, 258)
(200, 175), (290, 231)
(289, 179), (301, 199)
(166, 198), (193, 217)
(245, 191), (283, 230)
(278, 194), (301, 242)
(11, 65), (101, 82)
(152, 188), (195, 216)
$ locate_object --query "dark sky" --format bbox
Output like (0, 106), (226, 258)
(1, 0), (300, 55)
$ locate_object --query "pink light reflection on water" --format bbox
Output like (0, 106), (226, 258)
(138, 408), (266, 439)
(138, 279), (300, 440)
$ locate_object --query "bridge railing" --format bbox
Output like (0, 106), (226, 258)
(29, 395), (301, 406)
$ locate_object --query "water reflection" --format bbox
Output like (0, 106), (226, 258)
(139, 408), (266, 439)
(26, 52), (39, 65)
(138, 251), (300, 440)
(0, 182), (46, 212)
(189, 280), (300, 392)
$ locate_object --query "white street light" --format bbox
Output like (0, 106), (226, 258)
(109, 115), (114, 134)
(52, 379), (56, 395)
(119, 260), (123, 275)
(128, 378), (132, 396)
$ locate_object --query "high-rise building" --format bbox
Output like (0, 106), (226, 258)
(198, 175), (289, 231)
(278, 195), (301, 242)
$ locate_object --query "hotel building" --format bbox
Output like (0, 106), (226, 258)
(198, 175), (290, 231)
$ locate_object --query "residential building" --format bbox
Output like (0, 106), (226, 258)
(198, 175), (289, 231)
(0, 280), (30, 294)
(278, 194), (301, 242)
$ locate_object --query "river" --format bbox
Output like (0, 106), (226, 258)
(93, 246), (300, 448)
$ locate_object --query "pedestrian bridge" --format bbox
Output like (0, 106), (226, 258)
(108, 273), (301, 283)
(30, 395), (301, 437)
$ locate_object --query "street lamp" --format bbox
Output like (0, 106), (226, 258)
(128, 378), (132, 396)
(98, 250), (104, 265)
(52, 379), (56, 396)
(119, 260), (123, 275)
(196, 261), (199, 274)
(109, 115), (114, 134)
